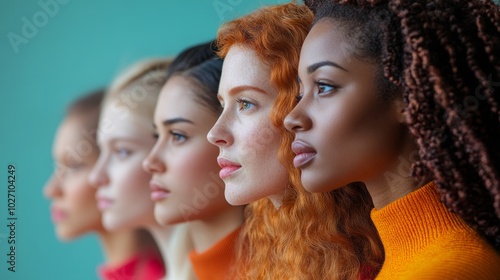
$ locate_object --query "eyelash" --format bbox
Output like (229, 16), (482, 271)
(236, 98), (255, 111)
(169, 131), (187, 143)
(115, 148), (132, 158)
(315, 81), (337, 95)
(296, 93), (303, 103)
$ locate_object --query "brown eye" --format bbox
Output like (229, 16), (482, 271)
(317, 82), (335, 94)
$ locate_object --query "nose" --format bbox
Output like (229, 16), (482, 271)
(88, 156), (110, 188)
(207, 114), (232, 147)
(284, 100), (312, 133)
(143, 142), (166, 174)
(43, 174), (62, 199)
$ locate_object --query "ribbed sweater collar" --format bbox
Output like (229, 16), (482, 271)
(370, 181), (471, 260)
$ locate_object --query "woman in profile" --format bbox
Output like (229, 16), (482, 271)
(44, 89), (163, 280)
(143, 41), (245, 280)
(88, 59), (195, 280)
(285, 0), (500, 278)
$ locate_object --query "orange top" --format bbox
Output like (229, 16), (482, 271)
(189, 227), (242, 280)
(371, 181), (500, 279)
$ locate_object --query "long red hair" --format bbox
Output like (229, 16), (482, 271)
(217, 3), (384, 279)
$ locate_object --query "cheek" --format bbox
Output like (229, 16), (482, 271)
(113, 158), (151, 194)
(175, 142), (220, 183)
(238, 119), (281, 160)
(65, 173), (98, 213)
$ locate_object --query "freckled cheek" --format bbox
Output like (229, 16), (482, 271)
(240, 123), (281, 160)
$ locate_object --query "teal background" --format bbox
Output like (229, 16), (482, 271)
(0, 0), (284, 279)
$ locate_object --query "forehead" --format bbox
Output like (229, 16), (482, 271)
(53, 116), (99, 162)
(300, 19), (353, 70)
(98, 103), (153, 141)
(54, 117), (86, 155)
(219, 45), (274, 95)
(157, 76), (197, 112)
(155, 76), (215, 122)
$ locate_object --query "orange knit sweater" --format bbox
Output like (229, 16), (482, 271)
(371, 181), (500, 279)
(189, 227), (241, 280)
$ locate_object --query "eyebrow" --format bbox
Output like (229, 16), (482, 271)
(228, 85), (267, 96)
(153, 118), (194, 129)
(307, 61), (348, 74)
(161, 117), (194, 126)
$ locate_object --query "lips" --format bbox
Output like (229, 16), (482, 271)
(217, 157), (241, 179)
(291, 141), (317, 168)
(149, 181), (171, 201)
(51, 206), (66, 223)
(96, 195), (113, 211)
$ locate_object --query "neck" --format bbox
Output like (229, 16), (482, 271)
(97, 229), (151, 266)
(148, 224), (195, 280)
(365, 132), (427, 210)
(268, 190), (287, 209)
(190, 207), (244, 253)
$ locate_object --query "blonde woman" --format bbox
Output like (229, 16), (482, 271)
(88, 59), (195, 280)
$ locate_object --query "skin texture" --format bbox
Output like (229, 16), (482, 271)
(207, 46), (288, 207)
(284, 20), (418, 208)
(44, 116), (104, 240)
(88, 102), (157, 230)
(143, 76), (233, 225)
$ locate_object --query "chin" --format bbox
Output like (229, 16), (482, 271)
(102, 215), (125, 231)
(56, 227), (82, 241)
(154, 206), (183, 225)
(224, 188), (249, 206)
(224, 186), (258, 206)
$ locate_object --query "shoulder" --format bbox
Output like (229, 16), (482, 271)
(406, 231), (500, 279)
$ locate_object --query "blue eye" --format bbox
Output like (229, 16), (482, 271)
(169, 131), (187, 143)
(116, 148), (132, 158)
(236, 98), (254, 111)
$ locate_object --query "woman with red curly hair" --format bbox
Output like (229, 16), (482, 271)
(285, 0), (500, 279)
(208, 3), (383, 279)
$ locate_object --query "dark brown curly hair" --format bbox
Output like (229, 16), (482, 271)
(305, 0), (500, 250)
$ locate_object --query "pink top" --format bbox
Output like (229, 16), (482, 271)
(98, 253), (165, 280)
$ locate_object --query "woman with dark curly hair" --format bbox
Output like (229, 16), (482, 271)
(285, 0), (500, 278)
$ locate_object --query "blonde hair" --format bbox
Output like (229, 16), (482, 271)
(104, 58), (172, 118)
